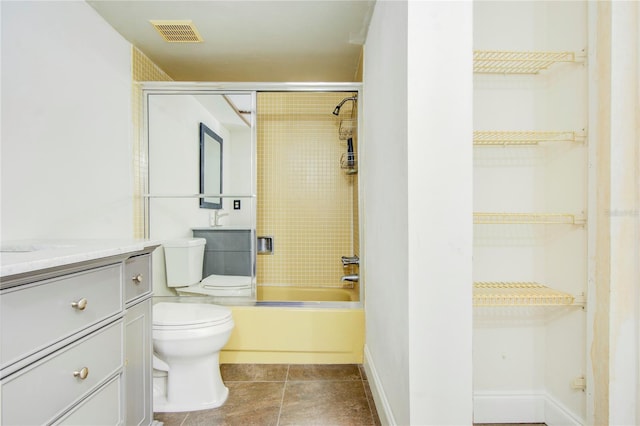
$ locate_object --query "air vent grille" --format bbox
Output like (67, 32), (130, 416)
(150, 20), (203, 43)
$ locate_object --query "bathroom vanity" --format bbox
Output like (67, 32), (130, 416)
(0, 240), (158, 425)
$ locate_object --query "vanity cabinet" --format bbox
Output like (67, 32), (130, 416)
(193, 228), (255, 277)
(124, 254), (153, 426)
(0, 245), (156, 425)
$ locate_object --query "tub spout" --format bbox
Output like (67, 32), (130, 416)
(341, 274), (359, 282)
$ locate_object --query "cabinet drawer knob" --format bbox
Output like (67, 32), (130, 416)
(73, 367), (89, 380)
(132, 274), (143, 284)
(71, 298), (88, 311)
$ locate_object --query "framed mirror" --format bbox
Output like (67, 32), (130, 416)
(199, 122), (223, 209)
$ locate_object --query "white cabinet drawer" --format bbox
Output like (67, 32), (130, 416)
(1, 320), (123, 426)
(54, 375), (123, 425)
(1, 264), (123, 369)
(124, 254), (151, 304)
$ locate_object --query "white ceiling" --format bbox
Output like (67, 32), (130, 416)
(88, 0), (376, 82)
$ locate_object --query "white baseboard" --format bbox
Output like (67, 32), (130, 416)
(473, 391), (546, 424)
(364, 345), (582, 426)
(363, 345), (396, 426)
(544, 393), (584, 426)
(473, 391), (583, 425)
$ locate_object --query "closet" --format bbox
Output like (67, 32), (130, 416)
(472, 2), (588, 424)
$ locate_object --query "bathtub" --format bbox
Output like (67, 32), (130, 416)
(155, 285), (364, 364)
(219, 285), (363, 364)
(257, 285), (359, 302)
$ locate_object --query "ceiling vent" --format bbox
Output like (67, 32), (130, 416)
(150, 20), (203, 43)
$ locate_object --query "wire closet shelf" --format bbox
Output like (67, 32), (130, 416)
(473, 50), (583, 74)
(473, 130), (585, 146)
(473, 282), (576, 307)
(473, 213), (584, 225)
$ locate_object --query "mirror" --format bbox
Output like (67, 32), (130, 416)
(199, 123), (223, 209)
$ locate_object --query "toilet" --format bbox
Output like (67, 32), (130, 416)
(163, 238), (252, 297)
(153, 238), (235, 413)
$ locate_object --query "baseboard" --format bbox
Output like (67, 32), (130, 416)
(363, 345), (396, 426)
(544, 393), (584, 426)
(473, 391), (583, 425)
(474, 391), (546, 424)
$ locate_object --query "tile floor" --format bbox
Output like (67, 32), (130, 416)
(154, 364), (381, 426)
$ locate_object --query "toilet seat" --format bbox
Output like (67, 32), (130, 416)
(153, 302), (232, 330)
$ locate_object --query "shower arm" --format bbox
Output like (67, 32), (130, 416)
(332, 96), (358, 116)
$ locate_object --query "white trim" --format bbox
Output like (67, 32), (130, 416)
(141, 81), (362, 93)
(473, 391), (546, 424)
(545, 393), (585, 426)
(473, 391), (584, 425)
(363, 345), (396, 426)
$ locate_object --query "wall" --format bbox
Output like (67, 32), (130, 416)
(588, 2), (640, 425)
(256, 92), (358, 288)
(1, 1), (133, 240)
(363, 1), (473, 424)
(362, 2), (410, 422)
(406, 1), (473, 424)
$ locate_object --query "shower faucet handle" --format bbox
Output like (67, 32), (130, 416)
(341, 256), (359, 266)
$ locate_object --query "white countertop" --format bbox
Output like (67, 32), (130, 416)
(0, 239), (160, 278)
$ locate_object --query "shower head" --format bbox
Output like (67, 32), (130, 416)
(332, 96), (357, 116)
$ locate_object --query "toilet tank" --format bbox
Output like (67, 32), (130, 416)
(163, 238), (206, 287)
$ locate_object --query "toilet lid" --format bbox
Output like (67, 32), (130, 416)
(153, 302), (232, 327)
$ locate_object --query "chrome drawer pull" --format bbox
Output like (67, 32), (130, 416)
(132, 274), (143, 284)
(71, 298), (88, 311)
(73, 367), (89, 380)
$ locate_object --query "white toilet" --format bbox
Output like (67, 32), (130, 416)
(153, 238), (235, 413)
(163, 238), (252, 297)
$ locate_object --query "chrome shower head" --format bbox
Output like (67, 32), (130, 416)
(332, 96), (357, 116)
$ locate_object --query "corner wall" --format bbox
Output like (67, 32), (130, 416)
(363, 1), (473, 424)
(362, 0), (410, 423)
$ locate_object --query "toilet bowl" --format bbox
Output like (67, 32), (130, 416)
(152, 302), (234, 412)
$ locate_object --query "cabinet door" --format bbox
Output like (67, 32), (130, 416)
(124, 298), (152, 426)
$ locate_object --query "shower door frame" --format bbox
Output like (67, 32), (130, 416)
(140, 82), (364, 306)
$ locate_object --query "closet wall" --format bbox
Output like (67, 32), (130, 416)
(473, 2), (588, 424)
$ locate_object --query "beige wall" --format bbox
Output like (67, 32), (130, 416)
(256, 92), (359, 288)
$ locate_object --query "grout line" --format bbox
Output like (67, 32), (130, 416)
(275, 364), (290, 426)
(180, 413), (189, 426)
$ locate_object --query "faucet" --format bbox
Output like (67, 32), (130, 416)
(341, 255), (359, 266)
(341, 274), (359, 282)
(211, 210), (229, 227)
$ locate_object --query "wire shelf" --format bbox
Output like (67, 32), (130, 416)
(473, 212), (583, 225)
(340, 152), (357, 174)
(339, 119), (356, 140)
(474, 282), (576, 306)
(473, 130), (584, 146)
(474, 50), (579, 74)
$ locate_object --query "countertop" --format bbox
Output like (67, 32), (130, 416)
(0, 239), (160, 278)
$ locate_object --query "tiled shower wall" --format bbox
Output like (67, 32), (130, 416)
(257, 92), (359, 288)
(132, 47), (173, 238)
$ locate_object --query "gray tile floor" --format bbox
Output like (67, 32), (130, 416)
(154, 364), (381, 426)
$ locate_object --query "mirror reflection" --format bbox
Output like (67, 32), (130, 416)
(199, 122), (222, 209)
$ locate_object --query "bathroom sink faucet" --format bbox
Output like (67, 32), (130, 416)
(211, 210), (229, 227)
